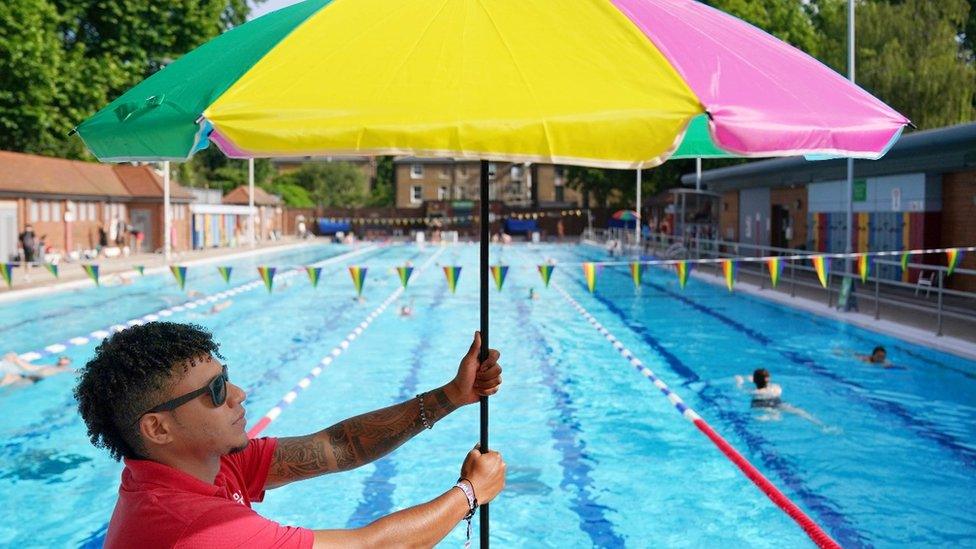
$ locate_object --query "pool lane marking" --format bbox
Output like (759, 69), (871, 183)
(553, 282), (842, 549)
(16, 246), (377, 363)
(247, 247), (446, 438)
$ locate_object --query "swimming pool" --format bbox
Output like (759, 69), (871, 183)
(2, 242), (974, 547)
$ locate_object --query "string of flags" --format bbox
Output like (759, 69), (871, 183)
(321, 209), (585, 227)
(0, 247), (969, 296)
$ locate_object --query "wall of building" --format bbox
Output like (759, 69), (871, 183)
(941, 169), (976, 292)
(738, 187), (770, 248)
(719, 191), (738, 241)
(770, 186), (807, 249)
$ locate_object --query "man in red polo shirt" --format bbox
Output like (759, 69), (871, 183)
(75, 322), (505, 548)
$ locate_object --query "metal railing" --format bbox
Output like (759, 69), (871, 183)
(582, 230), (976, 337)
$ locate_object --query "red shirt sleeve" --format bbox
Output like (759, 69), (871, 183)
(221, 436), (278, 503)
(175, 503), (314, 549)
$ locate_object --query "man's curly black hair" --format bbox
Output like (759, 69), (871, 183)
(74, 322), (222, 461)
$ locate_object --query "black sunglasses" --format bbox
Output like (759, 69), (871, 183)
(134, 364), (229, 423)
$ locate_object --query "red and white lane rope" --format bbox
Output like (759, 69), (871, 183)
(247, 247), (446, 438)
(17, 246), (376, 363)
(553, 282), (841, 549)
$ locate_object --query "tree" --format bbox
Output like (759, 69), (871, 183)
(811, 0), (975, 130)
(366, 156), (395, 207)
(705, 0), (823, 57)
(285, 162), (368, 208)
(0, 1), (262, 158)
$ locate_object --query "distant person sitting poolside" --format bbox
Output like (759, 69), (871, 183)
(1, 353), (73, 387)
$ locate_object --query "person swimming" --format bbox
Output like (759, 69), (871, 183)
(736, 368), (828, 428)
(857, 346), (893, 367)
(1, 353), (73, 387)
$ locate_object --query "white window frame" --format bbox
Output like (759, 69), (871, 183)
(29, 200), (39, 222)
(438, 186), (448, 200)
(510, 165), (524, 181)
(40, 201), (51, 222)
(488, 163), (497, 179)
(410, 164), (424, 179)
(411, 185), (423, 204)
(51, 201), (61, 221)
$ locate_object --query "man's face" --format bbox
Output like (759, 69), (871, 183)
(162, 355), (249, 457)
(872, 350), (886, 363)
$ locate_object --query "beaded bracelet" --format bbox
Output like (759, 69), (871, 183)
(417, 392), (433, 430)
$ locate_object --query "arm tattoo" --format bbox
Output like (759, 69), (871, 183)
(266, 387), (458, 488)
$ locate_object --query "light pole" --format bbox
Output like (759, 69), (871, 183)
(844, 0), (855, 279)
(163, 160), (171, 262)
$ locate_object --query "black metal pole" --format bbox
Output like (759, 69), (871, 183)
(479, 159), (490, 548)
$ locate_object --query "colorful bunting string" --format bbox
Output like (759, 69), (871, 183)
(766, 258), (782, 288)
(306, 266), (322, 288)
(134, 265), (145, 276)
(676, 261), (689, 289)
(946, 249), (961, 277)
(349, 266), (368, 297)
(900, 252), (910, 274)
(0, 263), (13, 288)
(170, 265), (188, 290)
(83, 264), (100, 286)
(722, 259), (736, 293)
(44, 263), (59, 279)
(629, 262), (642, 288)
(217, 266), (233, 284)
(857, 255), (871, 283)
(396, 266), (414, 289)
(538, 265), (555, 288)
(443, 266), (462, 294)
(811, 256), (830, 288)
(582, 262), (597, 293)
(257, 266), (276, 293)
(490, 265), (509, 291)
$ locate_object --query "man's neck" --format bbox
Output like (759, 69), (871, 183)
(152, 451), (222, 484)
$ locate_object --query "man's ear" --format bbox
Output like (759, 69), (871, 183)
(139, 414), (175, 447)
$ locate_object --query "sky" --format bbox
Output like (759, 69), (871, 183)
(249, 0), (303, 19)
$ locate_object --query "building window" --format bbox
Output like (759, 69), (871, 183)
(438, 186), (448, 200)
(40, 201), (51, 222)
(88, 202), (96, 221)
(555, 186), (565, 202)
(511, 182), (522, 195)
(455, 186), (463, 199)
(410, 164), (424, 179)
(511, 165), (524, 180)
(459, 165), (467, 176)
(29, 200), (38, 222)
(51, 201), (61, 221)
(411, 185), (423, 204)
(440, 166), (450, 179)
(488, 163), (497, 179)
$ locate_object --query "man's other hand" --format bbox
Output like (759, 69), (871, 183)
(446, 331), (502, 406)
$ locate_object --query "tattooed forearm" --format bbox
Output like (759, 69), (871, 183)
(265, 387), (459, 488)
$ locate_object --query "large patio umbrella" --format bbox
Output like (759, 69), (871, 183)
(73, 1), (908, 546)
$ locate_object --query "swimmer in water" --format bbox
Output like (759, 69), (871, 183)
(856, 346), (895, 368)
(736, 369), (826, 427)
(208, 300), (232, 315)
(399, 299), (414, 317)
(528, 288), (539, 300)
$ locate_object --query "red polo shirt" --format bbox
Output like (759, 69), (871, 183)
(104, 437), (314, 549)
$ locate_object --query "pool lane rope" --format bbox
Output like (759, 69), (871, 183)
(552, 282), (842, 549)
(247, 247), (446, 438)
(17, 246), (377, 363)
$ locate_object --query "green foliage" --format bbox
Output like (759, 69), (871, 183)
(705, 0), (822, 57)
(365, 156), (395, 207)
(0, 0), (261, 158)
(813, 0), (975, 129)
(280, 162), (368, 208)
(265, 180), (314, 208)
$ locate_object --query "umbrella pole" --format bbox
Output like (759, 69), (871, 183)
(479, 159), (490, 548)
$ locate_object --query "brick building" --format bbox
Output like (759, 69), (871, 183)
(0, 151), (193, 260)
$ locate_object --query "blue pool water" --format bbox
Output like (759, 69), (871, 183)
(2, 242), (974, 548)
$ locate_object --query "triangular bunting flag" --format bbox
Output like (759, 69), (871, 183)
(722, 259), (736, 293)
(257, 266), (276, 293)
(629, 262), (642, 288)
(134, 265), (145, 276)
(491, 265), (508, 291)
(537, 265), (554, 288)
(443, 266), (462, 294)
(396, 266), (414, 289)
(676, 261), (689, 289)
(0, 263), (13, 288)
(946, 249), (962, 277)
(900, 252), (910, 273)
(83, 264), (100, 286)
(582, 262), (597, 293)
(766, 258), (782, 288)
(857, 255), (870, 283)
(217, 266), (233, 284)
(170, 265), (188, 290)
(306, 266), (322, 288)
(349, 266), (368, 297)
(44, 263), (59, 279)
(811, 256), (830, 288)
